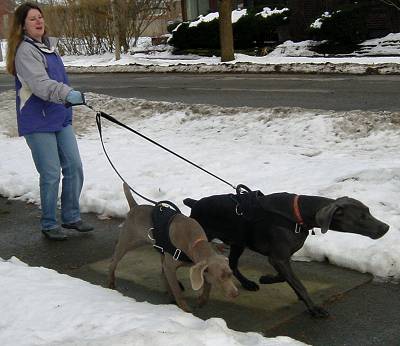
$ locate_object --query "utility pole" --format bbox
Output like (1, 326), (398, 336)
(110, 0), (121, 60)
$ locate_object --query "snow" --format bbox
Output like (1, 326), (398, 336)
(2, 34), (400, 74)
(1, 91), (399, 282)
(0, 257), (304, 346)
(1, 32), (400, 345)
(310, 11), (332, 29)
(257, 7), (290, 19)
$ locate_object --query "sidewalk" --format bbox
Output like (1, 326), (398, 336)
(0, 196), (399, 345)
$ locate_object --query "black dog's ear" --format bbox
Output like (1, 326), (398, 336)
(315, 203), (339, 234)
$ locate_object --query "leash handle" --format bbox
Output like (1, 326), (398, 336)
(236, 184), (252, 195)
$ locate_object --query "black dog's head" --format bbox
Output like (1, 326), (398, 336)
(315, 197), (389, 239)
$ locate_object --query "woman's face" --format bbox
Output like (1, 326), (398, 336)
(24, 9), (44, 42)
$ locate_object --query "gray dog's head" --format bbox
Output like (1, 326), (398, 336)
(315, 197), (389, 239)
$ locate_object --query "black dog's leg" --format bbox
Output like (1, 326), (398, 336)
(229, 245), (259, 291)
(259, 273), (285, 284)
(269, 257), (329, 318)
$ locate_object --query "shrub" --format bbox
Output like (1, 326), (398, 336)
(309, 3), (368, 45)
(167, 21), (181, 34)
(169, 8), (290, 51)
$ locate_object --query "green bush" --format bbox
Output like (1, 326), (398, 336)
(309, 3), (368, 45)
(169, 8), (289, 51)
(167, 21), (181, 34)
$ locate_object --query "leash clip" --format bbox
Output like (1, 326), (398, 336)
(294, 223), (302, 234)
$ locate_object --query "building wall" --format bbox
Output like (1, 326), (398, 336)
(142, 0), (183, 36)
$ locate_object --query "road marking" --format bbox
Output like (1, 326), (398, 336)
(182, 87), (333, 93)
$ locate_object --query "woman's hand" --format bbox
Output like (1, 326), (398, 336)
(66, 90), (84, 106)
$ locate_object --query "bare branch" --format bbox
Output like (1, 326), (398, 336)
(379, 0), (400, 11)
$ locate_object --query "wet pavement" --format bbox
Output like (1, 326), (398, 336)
(1, 196), (399, 345)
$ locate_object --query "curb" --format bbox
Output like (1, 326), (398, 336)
(63, 62), (400, 75)
(1, 62), (400, 75)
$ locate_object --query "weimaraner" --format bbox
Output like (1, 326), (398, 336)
(184, 190), (389, 317)
(108, 183), (239, 312)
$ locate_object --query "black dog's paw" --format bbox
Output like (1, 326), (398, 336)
(259, 275), (284, 284)
(309, 305), (330, 318)
(241, 280), (260, 291)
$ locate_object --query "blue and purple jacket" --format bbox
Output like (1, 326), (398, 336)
(15, 36), (73, 136)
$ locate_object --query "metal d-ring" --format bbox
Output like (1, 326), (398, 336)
(147, 227), (156, 241)
(235, 204), (243, 216)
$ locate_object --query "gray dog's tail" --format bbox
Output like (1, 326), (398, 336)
(183, 198), (197, 209)
(123, 182), (138, 209)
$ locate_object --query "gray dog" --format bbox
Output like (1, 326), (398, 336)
(108, 183), (239, 312)
(184, 191), (390, 317)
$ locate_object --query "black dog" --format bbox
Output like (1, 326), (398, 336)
(183, 190), (389, 317)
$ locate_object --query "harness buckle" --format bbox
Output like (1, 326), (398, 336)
(295, 223), (302, 234)
(153, 244), (164, 253)
(235, 204), (243, 216)
(173, 249), (181, 261)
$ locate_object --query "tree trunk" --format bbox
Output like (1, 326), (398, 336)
(110, 0), (121, 60)
(219, 0), (234, 62)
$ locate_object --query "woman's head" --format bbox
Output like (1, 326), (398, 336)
(6, 2), (45, 75)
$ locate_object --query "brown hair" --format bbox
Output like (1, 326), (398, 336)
(6, 2), (44, 75)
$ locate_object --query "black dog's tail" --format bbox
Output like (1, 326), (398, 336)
(183, 198), (198, 208)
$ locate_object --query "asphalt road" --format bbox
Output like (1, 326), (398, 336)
(1, 73), (400, 111)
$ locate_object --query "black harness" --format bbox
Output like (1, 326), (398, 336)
(151, 204), (192, 263)
(229, 189), (265, 222)
(230, 189), (312, 235)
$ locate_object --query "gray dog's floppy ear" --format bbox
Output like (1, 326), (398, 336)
(189, 260), (208, 291)
(315, 203), (339, 234)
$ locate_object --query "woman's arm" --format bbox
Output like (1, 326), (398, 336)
(15, 42), (72, 104)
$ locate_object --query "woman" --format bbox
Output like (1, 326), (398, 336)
(6, 2), (93, 240)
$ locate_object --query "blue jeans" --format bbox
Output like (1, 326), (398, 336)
(24, 125), (83, 230)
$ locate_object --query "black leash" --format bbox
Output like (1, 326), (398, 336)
(95, 110), (236, 190)
(80, 101), (251, 206)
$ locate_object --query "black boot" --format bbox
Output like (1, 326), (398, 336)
(62, 220), (94, 232)
(42, 228), (68, 241)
